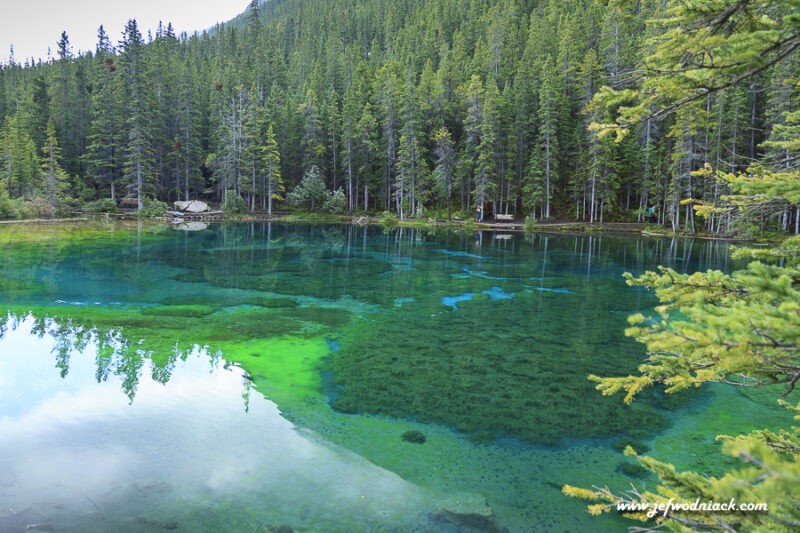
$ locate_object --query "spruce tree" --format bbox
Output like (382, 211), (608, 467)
(432, 126), (455, 220)
(41, 120), (69, 204)
(85, 26), (123, 201)
(119, 19), (155, 210)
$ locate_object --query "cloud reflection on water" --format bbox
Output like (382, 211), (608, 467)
(0, 316), (430, 532)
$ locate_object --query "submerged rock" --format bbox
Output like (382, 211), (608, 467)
(433, 492), (500, 532)
(401, 430), (427, 444)
(174, 200), (210, 213)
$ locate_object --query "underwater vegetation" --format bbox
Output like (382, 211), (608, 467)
(330, 288), (668, 445)
(616, 461), (651, 479)
(0, 222), (748, 449)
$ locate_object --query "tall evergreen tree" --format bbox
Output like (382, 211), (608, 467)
(356, 102), (378, 212)
(119, 19), (155, 210)
(41, 119), (69, 203)
(85, 26), (123, 200)
(262, 123), (283, 215)
(432, 126), (456, 220)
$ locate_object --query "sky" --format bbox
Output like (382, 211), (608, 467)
(0, 0), (250, 64)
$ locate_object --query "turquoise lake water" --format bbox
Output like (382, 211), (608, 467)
(0, 222), (790, 532)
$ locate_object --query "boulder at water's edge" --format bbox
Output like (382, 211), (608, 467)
(174, 200), (210, 213)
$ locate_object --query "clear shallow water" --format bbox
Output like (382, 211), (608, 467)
(0, 222), (790, 532)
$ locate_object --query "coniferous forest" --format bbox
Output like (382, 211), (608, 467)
(0, 0), (797, 233)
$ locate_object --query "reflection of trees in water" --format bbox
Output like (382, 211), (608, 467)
(521, 233), (736, 277)
(5, 313), (197, 403)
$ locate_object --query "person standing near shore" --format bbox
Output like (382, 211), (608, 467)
(476, 205), (483, 222)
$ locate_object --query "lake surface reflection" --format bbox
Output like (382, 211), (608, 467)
(0, 315), (430, 532)
(0, 223), (786, 532)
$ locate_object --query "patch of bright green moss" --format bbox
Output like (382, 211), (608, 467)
(223, 336), (330, 410)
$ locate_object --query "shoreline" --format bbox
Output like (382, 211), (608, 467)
(0, 212), (757, 242)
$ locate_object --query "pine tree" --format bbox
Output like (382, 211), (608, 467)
(262, 123), (283, 215)
(375, 61), (403, 211)
(356, 102), (378, 212)
(174, 55), (203, 202)
(41, 120), (69, 204)
(396, 75), (427, 219)
(85, 26), (123, 201)
(341, 80), (362, 211)
(536, 59), (561, 220)
(119, 19), (155, 210)
(460, 74), (484, 212)
(0, 112), (40, 199)
(298, 88), (325, 172)
(432, 126), (456, 220)
(50, 31), (77, 175)
(474, 78), (499, 213)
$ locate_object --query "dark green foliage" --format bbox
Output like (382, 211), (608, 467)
(330, 397), (359, 414)
(135, 199), (168, 218)
(0, 188), (19, 219)
(286, 166), (329, 211)
(222, 189), (247, 214)
(84, 198), (118, 213)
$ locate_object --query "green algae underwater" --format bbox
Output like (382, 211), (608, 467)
(0, 221), (791, 532)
